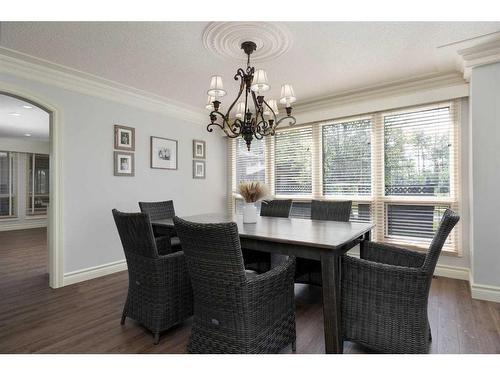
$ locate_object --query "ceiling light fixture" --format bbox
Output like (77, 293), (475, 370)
(205, 41), (296, 151)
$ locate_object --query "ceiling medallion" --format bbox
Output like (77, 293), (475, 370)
(202, 22), (293, 63)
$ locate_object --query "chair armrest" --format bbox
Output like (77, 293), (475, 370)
(361, 241), (426, 268)
(245, 256), (296, 326)
(342, 255), (429, 296)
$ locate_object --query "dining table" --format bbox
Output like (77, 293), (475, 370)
(151, 213), (374, 354)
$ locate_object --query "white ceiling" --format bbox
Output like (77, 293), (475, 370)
(0, 94), (50, 140)
(1, 22), (500, 110)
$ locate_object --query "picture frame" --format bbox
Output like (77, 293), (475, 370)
(193, 139), (206, 159)
(114, 124), (135, 151)
(193, 160), (206, 179)
(150, 136), (178, 170)
(114, 151), (135, 176)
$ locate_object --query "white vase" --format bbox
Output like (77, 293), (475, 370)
(243, 202), (258, 223)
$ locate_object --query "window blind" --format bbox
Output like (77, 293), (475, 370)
(228, 99), (461, 253)
(274, 127), (313, 196)
(322, 118), (372, 197)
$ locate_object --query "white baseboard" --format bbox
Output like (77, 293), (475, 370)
(63, 259), (127, 286)
(0, 220), (47, 231)
(434, 264), (470, 280)
(469, 271), (500, 303)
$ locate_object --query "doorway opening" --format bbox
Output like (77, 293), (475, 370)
(0, 90), (62, 288)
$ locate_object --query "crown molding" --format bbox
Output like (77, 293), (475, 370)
(0, 47), (206, 125)
(293, 72), (468, 115)
(457, 38), (500, 81)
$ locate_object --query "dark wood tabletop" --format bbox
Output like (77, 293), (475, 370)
(152, 213), (374, 250)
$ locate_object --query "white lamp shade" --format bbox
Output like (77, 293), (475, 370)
(251, 69), (270, 93)
(207, 75), (226, 97)
(279, 84), (296, 105)
(263, 99), (279, 116)
(235, 102), (246, 118)
(205, 95), (216, 111)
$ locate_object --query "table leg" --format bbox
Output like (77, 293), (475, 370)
(359, 230), (371, 259)
(320, 253), (343, 354)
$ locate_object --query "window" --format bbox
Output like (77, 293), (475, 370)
(322, 118), (371, 196)
(26, 153), (50, 216)
(229, 100), (461, 253)
(235, 137), (265, 186)
(274, 127), (312, 195)
(384, 106), (451, 197)
(0, 151), (16, 218)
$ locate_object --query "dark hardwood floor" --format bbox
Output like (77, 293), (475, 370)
(0, 228), (499, 354)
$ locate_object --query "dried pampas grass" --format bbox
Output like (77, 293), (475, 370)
(237, 181), (270, 203)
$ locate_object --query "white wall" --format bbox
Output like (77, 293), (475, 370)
(469, 62), (500, 289)
(0, 137), (49, 154)
(0, 72), (227, 275)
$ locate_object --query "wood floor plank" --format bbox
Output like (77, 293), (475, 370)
(0, 228), (499, 354)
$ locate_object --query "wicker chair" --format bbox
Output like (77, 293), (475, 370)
(112, 209), (193, 344)
(310, 199), (352, 221)
(260, 199), (292, 218)
(341, 208), (460, 353)
(173, 216), (296, 354)
(243, 199), (293, 273)
(295, 200), (353, 285)
(138, 200), (181, 255)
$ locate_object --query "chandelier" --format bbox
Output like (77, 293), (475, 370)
(205, 41), (297, 151)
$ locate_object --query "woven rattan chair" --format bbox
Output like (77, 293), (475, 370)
(243, 199), (293, 273)
(341, 208), (460, 353)
(174, 216), (296, 354)
(138, 200), (181, 255)
(295, 200), (353, 285)
(310, 199), (352, 221)
(112, 209), (193, 344)
(260, 199), (292, 218)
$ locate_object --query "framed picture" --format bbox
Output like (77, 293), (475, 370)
(151, 136), (178, 170)
(193, 160), (206, 179)
(114, 125), (135, 151)
(193, 139), (206, 159)
(114, 151), (135, 176)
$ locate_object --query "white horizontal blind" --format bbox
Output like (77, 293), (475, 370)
(235, 137), (265, 186)
(372, 101), (460, 252)
(274, 127), (313, 196)
(322, 117), (372, 197)
(228, 99), (461, 253)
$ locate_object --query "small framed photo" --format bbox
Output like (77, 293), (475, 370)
(114, 125), (135, 151)
(151, 136), (178, 170)
(193, 139), (206, 159)
(114, 151), (135, 176)
(193, 160), (206, 179)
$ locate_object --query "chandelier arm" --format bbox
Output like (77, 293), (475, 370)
(207, 110), (239, 137)
(276, 115), (297, 127)
(223, 70), (246, 121)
